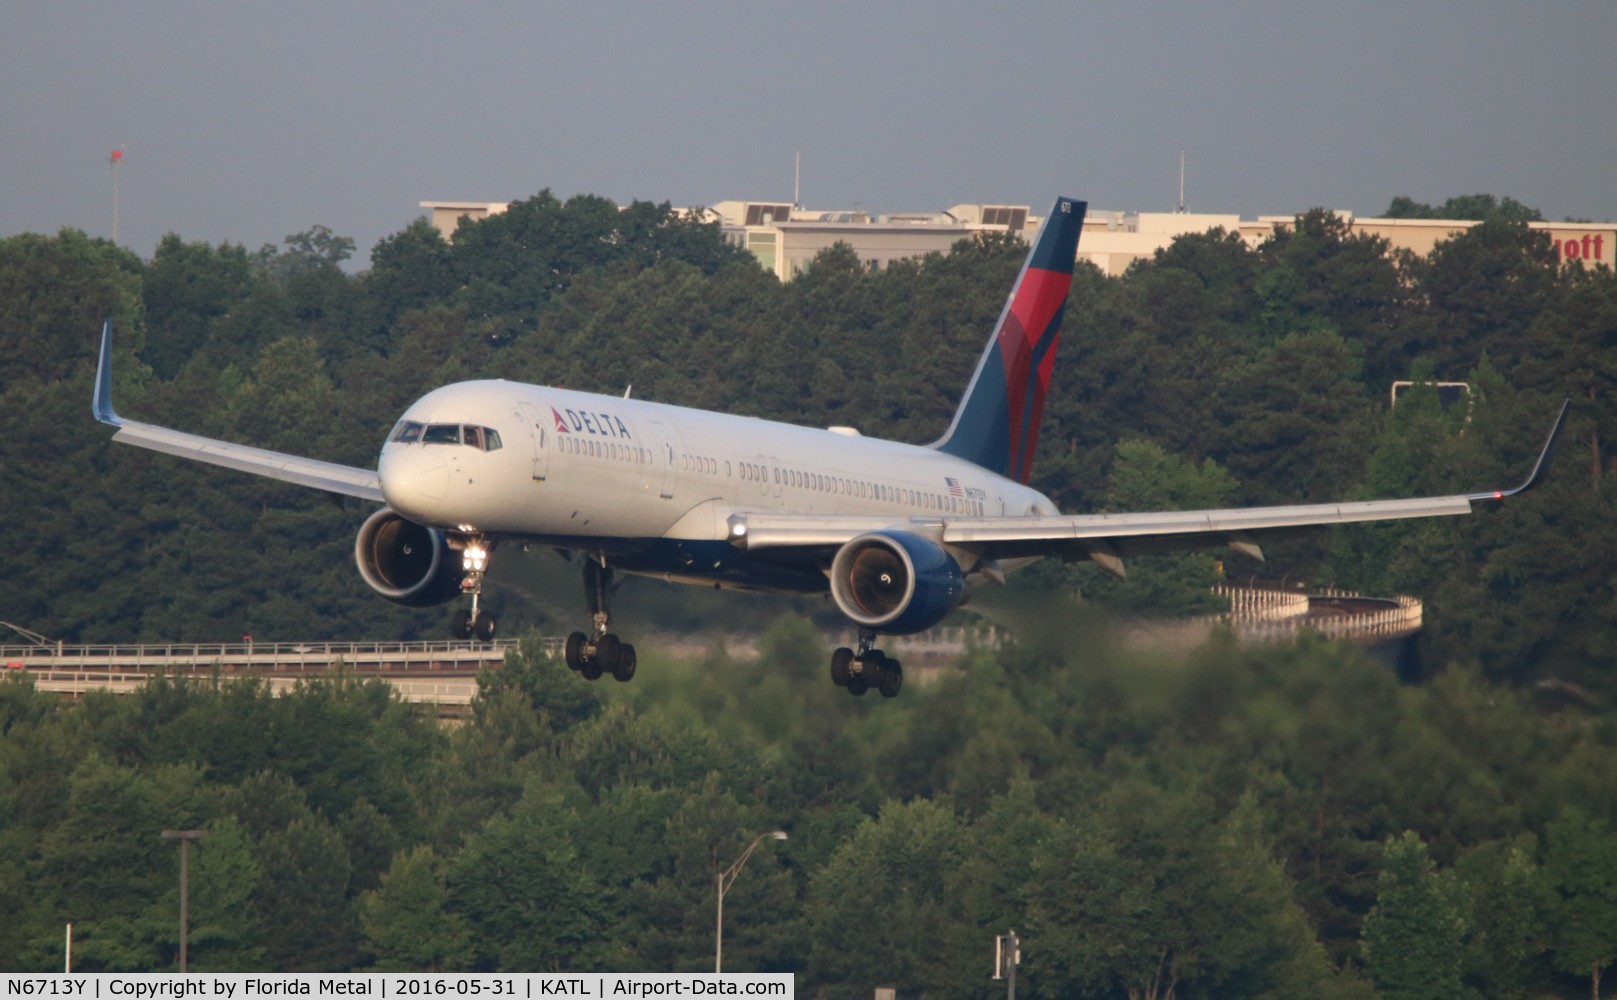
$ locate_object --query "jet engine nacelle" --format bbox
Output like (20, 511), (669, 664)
(354, 507), (467, 608)
(829, 531), (968, 635)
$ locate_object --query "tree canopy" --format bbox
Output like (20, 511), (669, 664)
(3, 189), (1617, 988)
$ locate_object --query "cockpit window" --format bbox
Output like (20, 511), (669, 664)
(396, 422), (504, 450)
(391, 421), (424, 443)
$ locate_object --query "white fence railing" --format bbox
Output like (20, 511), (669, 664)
(0, 638), (538, 674)
(1212, 584), (1310, 621)
(16, 670), (481, 707)
(1211, 586), (1422, 643)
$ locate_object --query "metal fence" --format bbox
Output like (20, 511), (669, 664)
(0, 638), (541, 676)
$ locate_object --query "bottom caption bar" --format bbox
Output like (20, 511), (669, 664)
(1, 976), (793, 999)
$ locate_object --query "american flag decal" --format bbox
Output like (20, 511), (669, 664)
(946, 477), (964, 496)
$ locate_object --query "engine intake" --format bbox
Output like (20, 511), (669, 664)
(354, 507), (467, 608)
(829, 531), (967, 634)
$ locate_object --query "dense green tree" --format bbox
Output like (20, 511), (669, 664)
(1362, 831), (1468, 1000)
(447, 782), (604, 971)
(363, 217), (458, 324)
(1058, 262), (1241, 477)
(143, 234), (254, 379)
(1254, 209), (1405, 358)
(806, 798), (976, 998)
(1406, 219), (1559, 375)
(1029, 780), (1335, 1000)
(629, 774), (796, 975)
(0, 228), (143, 392)
(1385, 194), (1543, 222)
(1214, 329), (1375, 506)
(445, 191), (744, 344)
(358, 844), (472, 971)
(1515, 265), (1617, 490)
(255, 813), (359, 971)
(1545, 808), (1617, 1000)
(1453, 837), (1548, 999)
(187, 816), (267, 972)
(32, 754), (208, 970)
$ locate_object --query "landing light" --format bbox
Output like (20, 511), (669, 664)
(463, 544), (488, 572)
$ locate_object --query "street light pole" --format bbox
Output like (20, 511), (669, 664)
(715, 830), (787, 974)
(161, 829), (207, 971)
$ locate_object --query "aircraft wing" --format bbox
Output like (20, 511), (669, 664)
(727, 400), (1568, 576)
(93, 322), (384, 503)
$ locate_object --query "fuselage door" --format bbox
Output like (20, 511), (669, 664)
(760, 455), (784, 499)
(516, 402), (550, 482)
(650, 420), (678, 499)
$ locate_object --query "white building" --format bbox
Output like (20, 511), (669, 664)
(420, 198), (1615, 279)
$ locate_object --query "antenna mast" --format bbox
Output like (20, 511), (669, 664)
(1177, 150), (1186, 213)
(794, 152), (801, 209)
(110, 148), (124, 242)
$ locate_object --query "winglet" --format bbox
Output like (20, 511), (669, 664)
(1468, 398), (1569, 501)
(93, 319), (123, 426)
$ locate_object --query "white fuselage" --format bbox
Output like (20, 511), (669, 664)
(376, 380), (1057, 586)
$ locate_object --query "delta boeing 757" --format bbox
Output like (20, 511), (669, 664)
(94, 196), (1565, 697)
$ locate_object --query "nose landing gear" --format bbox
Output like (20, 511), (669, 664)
(565, 559), (637, 682)
(451, 536), (497, 641)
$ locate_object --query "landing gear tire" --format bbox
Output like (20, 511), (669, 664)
(877, 657), (903, 698)
(613, 644), (637, 683)
(452, 609), (473, 640)
(832, 638), (904, 698)
(830, 647), (854, 687)
(568, 561), (639, 684)
(595, 633), (621, 671)
(572, 633), (633, 683)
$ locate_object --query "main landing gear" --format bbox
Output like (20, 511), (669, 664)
(829, 630), (903, 698)
(565, 560), (637, 683)
(452, 536), (497, 641)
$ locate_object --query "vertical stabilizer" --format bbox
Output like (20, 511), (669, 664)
(932, 196), (1085, 482)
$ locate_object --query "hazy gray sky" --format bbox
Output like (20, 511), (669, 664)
(6, 2), (1613, 268)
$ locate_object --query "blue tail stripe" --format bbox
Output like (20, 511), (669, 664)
(938, 349), (1011, 476)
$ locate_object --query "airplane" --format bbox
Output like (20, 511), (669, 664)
(94, 195), (1568, 698)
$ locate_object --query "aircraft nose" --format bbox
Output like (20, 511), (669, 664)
(379, 447), (449, 519)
